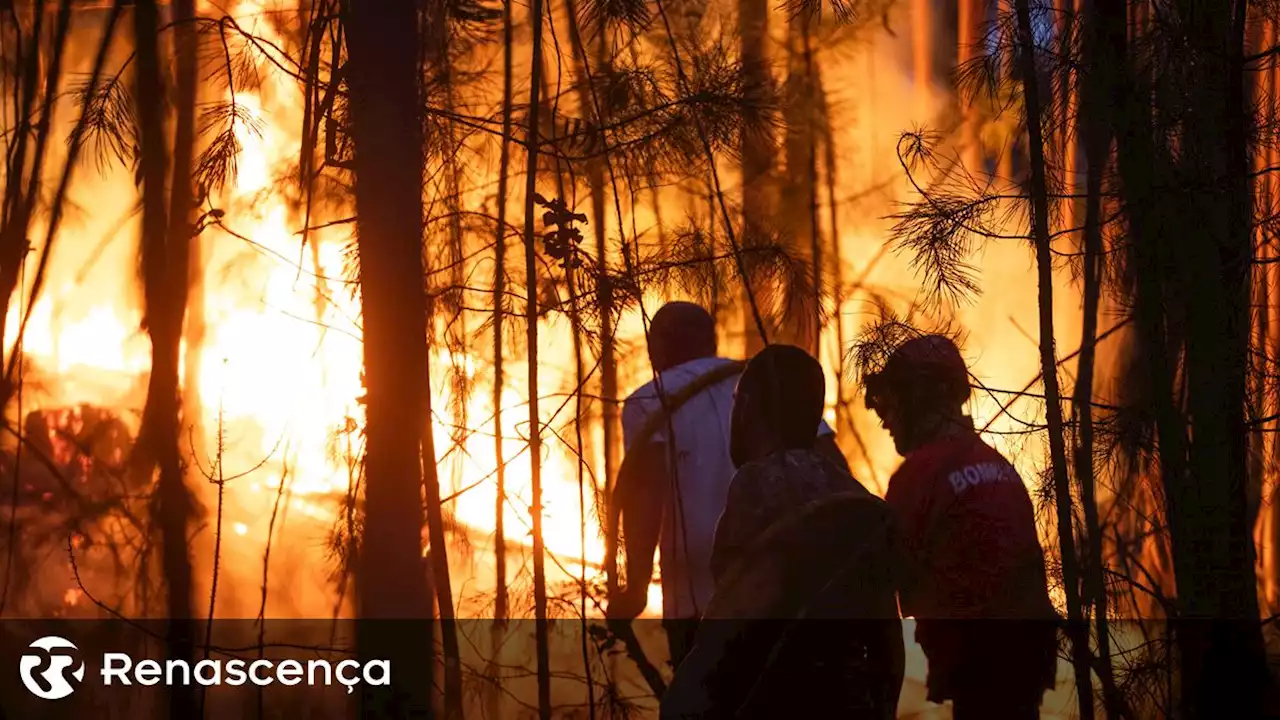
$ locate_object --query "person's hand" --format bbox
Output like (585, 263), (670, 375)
(607, 585), (647, 623)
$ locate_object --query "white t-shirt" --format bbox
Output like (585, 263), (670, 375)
(621, 356), (835, 619)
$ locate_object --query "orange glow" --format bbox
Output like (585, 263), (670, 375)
(3, 0), (1081, 639)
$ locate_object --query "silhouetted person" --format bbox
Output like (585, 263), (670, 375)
(866, 335), (1058, 720)
(606, 303), (846, 669)
(662, 344), (903, 719)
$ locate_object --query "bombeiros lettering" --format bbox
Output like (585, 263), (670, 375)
(948, 460), (1018, 495)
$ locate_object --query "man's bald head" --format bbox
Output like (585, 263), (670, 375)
(648, 302), (717, 372)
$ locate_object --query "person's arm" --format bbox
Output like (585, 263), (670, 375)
(883, 459), (948, 618)
(607, 438), (670, 620)
(708, 465), (766, 585)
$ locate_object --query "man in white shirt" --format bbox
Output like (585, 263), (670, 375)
(605, 302), (843, 669)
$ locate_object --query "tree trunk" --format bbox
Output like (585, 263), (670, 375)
(420, 8), (464, 716)
(1248, 11), (1270, 580)
(1169, 2), (1268, 715)
(783, 10), (822, 353)
(1057, 0), (1078, 233)
(562, 0), (618, 543)
(1109, 0), (1271, 713)
(133, 0), (198, 716)
(1076, 1), (1122, 715)
(740, 0), (773, 354)
(522, 0), (553, 713)
(345, 0), (435, 715)
(489, 2), (514, 718)
(1268, 17), (1280, 612)
(911, 0), (930, 116)
(1011, 1), (1093, 717)
(957, 0), (980, 170)
(999, 0), (1015, 182)
(178, 0), (206, 540)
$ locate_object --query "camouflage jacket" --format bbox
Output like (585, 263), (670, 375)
(709, 448), (876, 585)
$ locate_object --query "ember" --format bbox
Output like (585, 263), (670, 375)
(0, 405), (133, 506)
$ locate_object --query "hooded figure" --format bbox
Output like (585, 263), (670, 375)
(606, 304), (846, 670)
(661, 344), (903, 719)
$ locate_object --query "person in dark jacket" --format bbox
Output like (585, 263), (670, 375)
(865, 334), (1059, 720)
(606, 303), (848, 670)
(662, 345), (903, 719)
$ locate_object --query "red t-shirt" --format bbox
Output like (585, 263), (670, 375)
(884, 427), (1054, 622)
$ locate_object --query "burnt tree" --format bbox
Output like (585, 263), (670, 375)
(131, 0), (199, 716)
(345, 0), (435, 716)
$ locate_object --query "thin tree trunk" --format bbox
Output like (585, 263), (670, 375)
(565, 263), (597, 719)
(911, 0), (930, 117)
(489, 1), (514, 718)
(1057, 0), (1078, 234)
(1012, 1), (1093, 717)
(0, 3), (50, 379)
(999, 0), (1016, 182)
(522, 0), (553, 713)
(783, 9), (820, 350)
(1076, 2), (1121, 713)
(422, 11), (464, 714)
(958, 0), (980, 170)
(1269, 18), (1280, 611)
(1249, 13), (1270, 575)
(133, 0), (198, 716)
(175, 0), (206, 601)
(804, 26), (822, 360)
(345, 0), (435, 715)
(820, 71), (848, 445)
(740, 0), (772, 354)
(562, 0), (618, 539)
(423, 392), (462, 717)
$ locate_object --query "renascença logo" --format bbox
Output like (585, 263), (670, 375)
(20, 636), (86, 700)
(100, 654), (390, 694)
(18, 636), (390, 699)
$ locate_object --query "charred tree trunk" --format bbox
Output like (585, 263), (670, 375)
(1011, 1), (1093, 717)
(1076, 2), (1122, 716)
(1269, 19), (1280, 612)
(133, 0), (198, 716)
(421, 6), (464, 716)
(563, 0), (618, 537)
(522, 0), (553, 714)
(0, 1), (72, 402)
(1249, 13), (1270, 574)
(489, 1), (514, 717)
(740, 0), (773, 354)
(784, 9), (822, 353)
(1169, 1), (1269, 714)
(911, 0), (931, 115)
(999, 0), (1016, 182)
(173, 0), (206, 576)
(345, 0), (435, 715)
(1109, 0), (1271, 714)
(1057, 0), (1078, 233)
(957, 0), (980, 170)
(592, 31), (619, 523)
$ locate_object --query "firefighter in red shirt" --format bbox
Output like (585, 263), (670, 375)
(864, 334), (1058, 720)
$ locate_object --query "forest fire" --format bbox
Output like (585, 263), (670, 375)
(2, 0), (1276, 717)
(0, 0), (631, 623)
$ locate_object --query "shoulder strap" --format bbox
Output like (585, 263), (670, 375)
(606, 360), (745, 599)
(624, 359), (746, 454)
